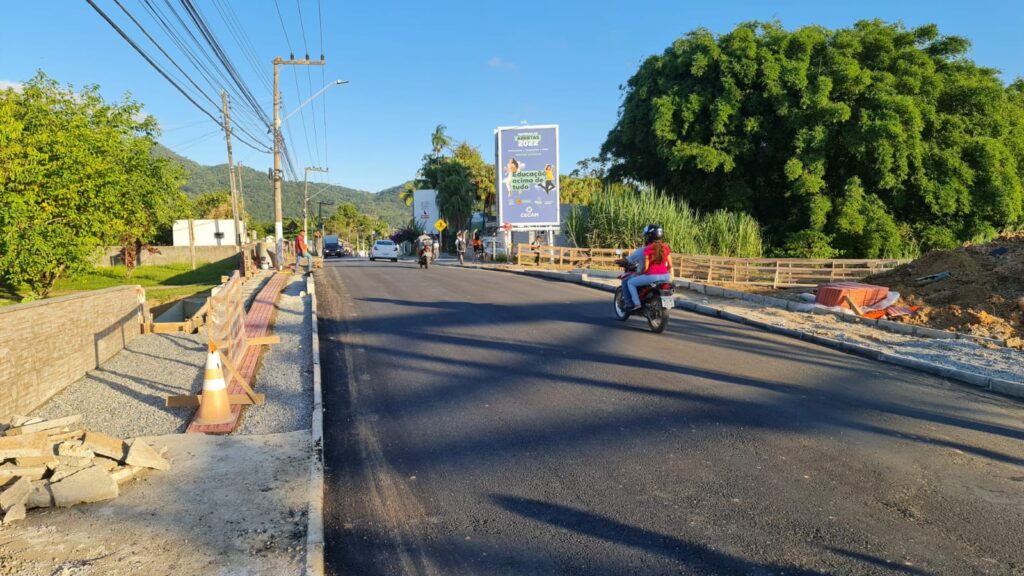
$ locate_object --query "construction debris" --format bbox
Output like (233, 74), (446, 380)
(0, 414), (171, 523)
(866, 233), (1024, 344)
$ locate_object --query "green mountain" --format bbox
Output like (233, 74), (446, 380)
(153, 144), (410, 226)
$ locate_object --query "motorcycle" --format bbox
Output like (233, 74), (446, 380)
(612, 250), (674, 333)
(418, 245), (432, 269)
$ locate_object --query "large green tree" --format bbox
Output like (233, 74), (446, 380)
(602, 20), (1024, 257)
(0, 72), (187, 297)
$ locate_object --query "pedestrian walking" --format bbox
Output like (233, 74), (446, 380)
(295, 231), (312, 276)
(456, 232), (467, 266)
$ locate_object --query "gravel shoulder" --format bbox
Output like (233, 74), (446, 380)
(237, 275), (313, 435)
(669, 281), (1024, 383)
(0, 430), (311, 576)
(29, 270), (312, 438)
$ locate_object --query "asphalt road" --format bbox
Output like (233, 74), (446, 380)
(316, 258), (1024, 576)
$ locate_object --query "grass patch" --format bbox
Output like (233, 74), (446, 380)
(0, 259), (239, 307)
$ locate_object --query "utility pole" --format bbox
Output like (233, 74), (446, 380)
(318, 200), (334, 234)
(303, 166), (328, 241)
(236, 161), (246, 241)
(273, 53), (325, 270)
(221, 91), (241, 248)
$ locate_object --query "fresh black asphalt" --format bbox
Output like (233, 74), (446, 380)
(316, 258), (1024, 575)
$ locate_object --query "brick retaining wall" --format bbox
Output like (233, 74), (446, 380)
(0, 286), (145, 421)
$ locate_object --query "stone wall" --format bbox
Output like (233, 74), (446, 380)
(0, 286), (145, 420)
(94, 245), (240, 267)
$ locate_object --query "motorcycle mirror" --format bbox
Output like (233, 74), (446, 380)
(614, 249), (623, 256)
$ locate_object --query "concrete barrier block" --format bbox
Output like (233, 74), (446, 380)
(762, 297), (788, 309)
(989, 378), (1024, 399)
(839, 342), (882, 359)
(692, 304), (719, 317)
(910, 325), (954, 339)
(718, 310), (748, 324)
(744, 293), (766, 305)
(877, 319), (915, 336)
(704, 286), (725, 298)
(720, 289), (745, 300)
(940, 368), (991, 388)
(675, 300), (698, 311)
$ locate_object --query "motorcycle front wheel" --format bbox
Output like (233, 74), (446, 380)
(613, 287), (630, 321)
(647, 303), (670, 333)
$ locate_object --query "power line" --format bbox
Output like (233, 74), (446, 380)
(86, 0), (271, 153)
(140, 0), (270, 141)
(112, 0), (218, 110)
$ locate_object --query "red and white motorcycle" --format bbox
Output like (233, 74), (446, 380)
(612, 251), (674, 333)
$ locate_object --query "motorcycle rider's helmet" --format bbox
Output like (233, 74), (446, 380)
(643, 224), (664, 245)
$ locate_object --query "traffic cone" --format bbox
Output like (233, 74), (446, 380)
(194, 345), (233, 426)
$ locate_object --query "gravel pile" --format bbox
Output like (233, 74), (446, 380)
(32, 332), (207, 438)
(236, 274), (312, 435)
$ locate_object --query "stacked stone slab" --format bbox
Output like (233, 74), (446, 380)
(0, 414), (170, 524)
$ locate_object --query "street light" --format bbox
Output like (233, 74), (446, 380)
(284, 79), (348, 124)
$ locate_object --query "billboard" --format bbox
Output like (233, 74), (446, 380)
(413, 189), (439, 231)
(495, 125), (559, 228)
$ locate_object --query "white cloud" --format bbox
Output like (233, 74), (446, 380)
(487, 57), (517, 71)
(0, 80), (24, 92)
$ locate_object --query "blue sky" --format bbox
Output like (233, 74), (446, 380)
(2, 1), (1022, 193)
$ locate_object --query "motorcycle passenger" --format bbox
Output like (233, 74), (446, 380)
(416, 232), (434, 262)
(626, 225), (672, 311)
(616, 224), (658, 308)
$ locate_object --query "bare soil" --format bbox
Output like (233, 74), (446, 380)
(0, 431), (310, 576)
(866, 234), (1024, 346)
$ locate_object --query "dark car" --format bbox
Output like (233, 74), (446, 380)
(323, 242), (343, 258)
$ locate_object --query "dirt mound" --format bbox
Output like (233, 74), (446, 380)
(866, 234), (1024, 344)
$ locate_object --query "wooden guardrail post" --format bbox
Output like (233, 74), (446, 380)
(773, 261), (781, 289)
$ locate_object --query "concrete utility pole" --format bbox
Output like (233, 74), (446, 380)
(303, 166), (328, 241)
(236, 161), (246, 239)
(272, 54), (325, 270)
(221, 91), (241, 248)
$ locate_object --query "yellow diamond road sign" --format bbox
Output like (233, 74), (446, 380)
(434, 219), (447, 232)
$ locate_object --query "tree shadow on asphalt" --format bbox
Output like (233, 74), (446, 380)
(320, 269), (1024, 575)
(349, 296), (1024, 455)
(490, 494), (830, 576)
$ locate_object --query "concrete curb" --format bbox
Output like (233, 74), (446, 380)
(305, 275), (325, 576)
(508, 267), (1024, 401)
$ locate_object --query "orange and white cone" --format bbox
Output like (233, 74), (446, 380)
(194, 346), (233, 426)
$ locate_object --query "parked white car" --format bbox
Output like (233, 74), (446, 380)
(369, 239), (399, 262)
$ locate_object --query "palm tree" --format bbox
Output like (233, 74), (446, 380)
(399, 182), (416, 206)
(431, 124), (453, 159)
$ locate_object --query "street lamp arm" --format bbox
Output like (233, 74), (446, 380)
(284, 79), (348, 124)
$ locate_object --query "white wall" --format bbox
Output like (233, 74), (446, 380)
(172, 219), (246, 247)
(413, 189), (439, 231)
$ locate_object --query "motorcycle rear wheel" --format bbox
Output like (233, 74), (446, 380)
(647, 303), (670, 333)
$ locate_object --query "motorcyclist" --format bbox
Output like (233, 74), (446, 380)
(416, 232), (434, 262)
(616, 224), (659, 308)
(626, 224), (672, 311)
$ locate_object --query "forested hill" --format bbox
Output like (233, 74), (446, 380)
(153, 144), (409, 226)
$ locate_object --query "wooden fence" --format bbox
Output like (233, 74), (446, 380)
(515, 244), (905, 288)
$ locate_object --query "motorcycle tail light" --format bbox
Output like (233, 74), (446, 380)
(660, 283), (673, 290)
